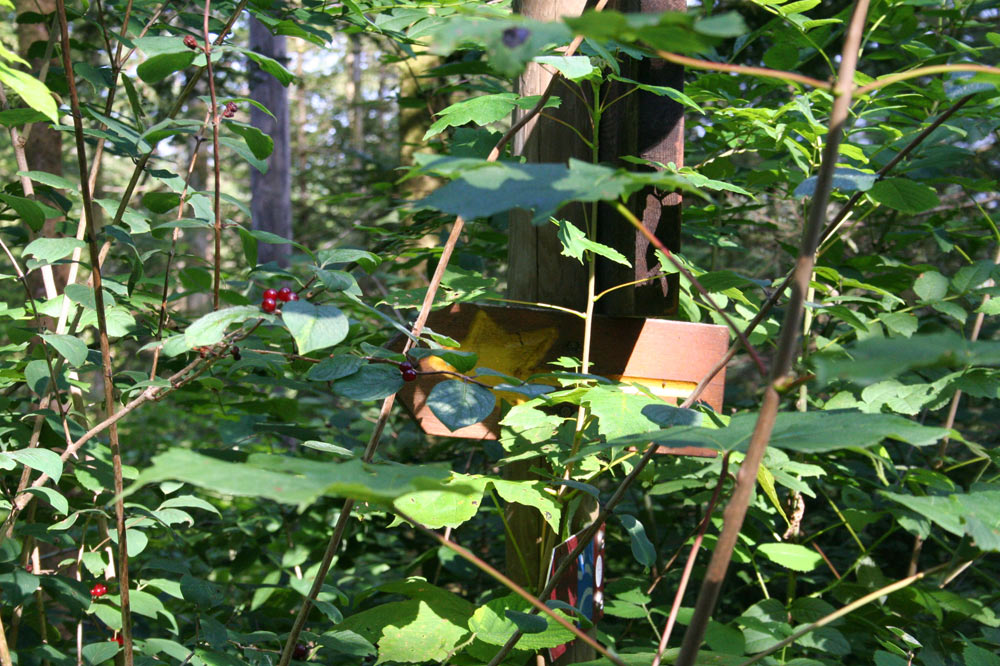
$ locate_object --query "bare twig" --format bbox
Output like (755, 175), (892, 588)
(651, 453), (731, 666)
(53, 1), (133, 663)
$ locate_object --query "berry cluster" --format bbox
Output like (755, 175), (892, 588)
(399, 361), (417, 382)
(222, 101), (238, 118)
(260, 286), (300, 313)
(91, 583), (107, 598)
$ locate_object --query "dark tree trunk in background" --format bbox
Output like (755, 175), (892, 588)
(249, 18), (292, 267)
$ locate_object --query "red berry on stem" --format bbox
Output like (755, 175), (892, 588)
(110, 636), (123, 646)
(91, 583), (107, 598)
(292, 644), (309, 661)
(277, 287), (294, 302)
(263, 288), (278, 300)
(183, 35), (198, 50)
(401, 367), (418, 382)
(287, 291), (299, 302)
(261, 298), (277, 313)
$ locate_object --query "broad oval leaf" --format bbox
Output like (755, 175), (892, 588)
(331, 363), (403, 401)
(185, 306), (262, 347)
(5, 448), (63, 483)
(281, 301), (349, 355)
(757, 543), (823, 572)
(41, 333), (88, 367)
(427, 380), (496, 431)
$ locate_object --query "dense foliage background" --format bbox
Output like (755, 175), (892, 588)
(1, 1), (999, 666)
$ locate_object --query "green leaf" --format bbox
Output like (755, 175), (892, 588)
(424, 93), (519, 140)
(18, 170), (76, 190)
(40, 334), (88, 367)
(534, 55), (596, 81)
(426, 380), (496, 431)
(469, 595), (573, 649)
(757, 543), (822, 572)
(556, 219), (630, 266)
(142, 191), (181, 213)
(4, 448), (62, 483)
(0, 61), (58, 123)
(331, 363), (403, 401)
(693, 12), (747, 38)
(307, 355), (364, 381)
(281, 301), (349, 355)
(23, 236), (84, 264)
(226, 121), (274, 160)
(417, 157), (702, 224)
(22, 486), (68, 515)
(129, 449), (460, 508)
(185, 306), (262, 347)
(504, 610), (547, 634)
(913, 270), (949, 302)
(82, 642), (119, 665)
(244, 49), (296, 86)
(883, 485), (1000, 552)
(137, 51), (196, 84)
(408, 348), (479, 374)
(492, 478), (560, 531)
(814, 333), (1000, 385)
(619, 514), (656, 567)
(869, 178), (940, 213)
(794, 167), (876, 197)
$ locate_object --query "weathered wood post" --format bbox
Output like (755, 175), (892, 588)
(394, 2), (726, 663)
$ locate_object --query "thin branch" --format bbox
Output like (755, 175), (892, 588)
(53, 1), (133, 663)
(651, 453), (731, 666)
(676, 2), (871, 664)
(652, 49), (831, 91)
(204, 1), (224, 311)
(854, 63), (1000, 97)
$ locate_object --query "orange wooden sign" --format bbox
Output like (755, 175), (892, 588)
(393, 303), (728, 441)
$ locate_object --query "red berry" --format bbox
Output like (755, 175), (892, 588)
(277, 287), (294, 302)
(292, 644), (309, 661)
(287, 291), (300, 302)
(222, 101), (237, 118)
(110, 636), (123, 646)
(183, 35), (198, 50)
(401, 368), (418, 382)
(91, 583), (107, 598)
(261, 298), (277, 313)
(262, 288), (278, 300)
(231, 346), (241, 361)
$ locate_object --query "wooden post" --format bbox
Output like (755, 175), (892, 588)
(505, 1), (688, 663)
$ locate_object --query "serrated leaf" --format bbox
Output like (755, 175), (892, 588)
(556, 219), (630, 266)
(757, 543), (822, 572)
(282, 301), (349, 355)
(426, 380), (496, 431)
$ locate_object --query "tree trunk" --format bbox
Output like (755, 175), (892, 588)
(249, 18), (292, 267)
